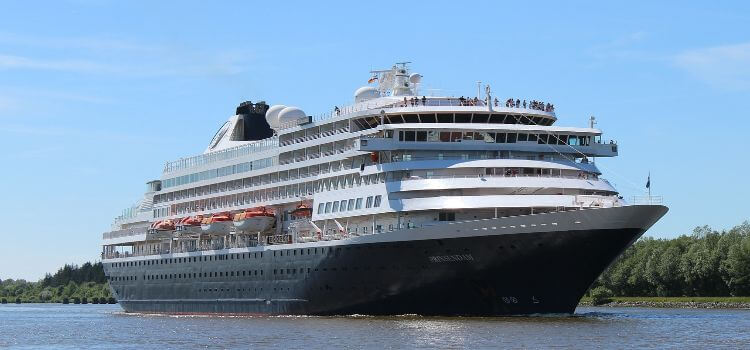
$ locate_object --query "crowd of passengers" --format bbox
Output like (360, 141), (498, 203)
(334, 96), (555, 114)
(498, 98), (555, 112)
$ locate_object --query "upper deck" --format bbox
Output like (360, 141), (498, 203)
(161, 96), (558, 176)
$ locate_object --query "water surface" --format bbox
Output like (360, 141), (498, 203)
(0, 304), (747, 349)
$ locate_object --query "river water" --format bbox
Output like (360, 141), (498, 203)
(0, 304), (747, 349)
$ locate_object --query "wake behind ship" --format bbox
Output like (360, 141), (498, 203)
(101, 63), (667, 315)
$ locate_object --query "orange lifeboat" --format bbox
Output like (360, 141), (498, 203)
(176, 215), (203, 234)
(200, 212), (233, 235)
(234, 207), (275, 233)
(180, 215), (203, 227)
(291, 203), (313, 218)
(152, 219), (175, 231)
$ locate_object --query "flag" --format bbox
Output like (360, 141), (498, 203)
(368, 76), (378, 84)
(646, 173), (650, 189)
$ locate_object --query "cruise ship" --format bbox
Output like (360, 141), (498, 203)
(102, 63), (667, 316)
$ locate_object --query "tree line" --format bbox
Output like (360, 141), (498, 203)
(592, 221), (750, 297)
(0, 262), (111, 303)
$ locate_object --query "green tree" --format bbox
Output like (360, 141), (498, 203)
(723, 236), (750, 296)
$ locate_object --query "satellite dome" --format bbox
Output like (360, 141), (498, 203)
(409, 73), (422, 84)
(354, 86), (380, 103)
(265, 104), (286, 129)
(278, 107), (306, 126)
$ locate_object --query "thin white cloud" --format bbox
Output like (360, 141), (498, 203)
(1, 146), (63, 160)
(586, 31), (656, 61)
(0, 31), (160, 53)
(0, 53), (120, 73)
(0, 50), (256, 77)
(0, 87), (114, 119)
(0, 31), (258, 77)
(674, 42), (750, 89)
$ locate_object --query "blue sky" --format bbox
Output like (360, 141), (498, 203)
(1, 1), (748, 280)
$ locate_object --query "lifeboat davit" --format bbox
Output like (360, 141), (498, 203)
(291, 203), (313, 218)
(201, 212), (233, 235)
(176, 215), (203, 234)
(152, 219), (175, 231)
(233, 207), (275, 233)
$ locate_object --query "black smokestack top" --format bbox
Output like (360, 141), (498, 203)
(234, 101), (274, 141)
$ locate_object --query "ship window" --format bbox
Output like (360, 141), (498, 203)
(325, 202), (332, 213)
(403, 114), (419, 123)
(439, 131), (451, 142)
(347, 199), (355, 211)
(421, 114), (437, 123)
(416, 131), (427, 142)
(448, 132), (460, 142)
(480, 132), (495, 143)
(437, 113), (453, 123)
(355, 198), (363, 209)
(332, 201), (339, 212)
(365, 196), (373, 208)
(404, 131), (416, 141)
(473, 114), (489, 123)
(373, 195), (382, 207)
(455, 114), (471, 123)
(439, 212), (456, 221)
(518, 133), (528, 142)
(507, 133), (517, 143)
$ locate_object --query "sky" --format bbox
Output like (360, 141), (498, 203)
(1, 1), (748, 280)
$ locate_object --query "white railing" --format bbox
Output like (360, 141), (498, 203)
(630, 195), (664, 205)
(392, 173), (602, 182)
(279, 96), (557, 131)
(279, 127), (349, 147)
(103, 227), (149, 240)
(387, 154), (585, 164)
(163, 136), (279, 174)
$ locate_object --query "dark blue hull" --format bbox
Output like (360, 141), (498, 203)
(107, 226), (643, 316)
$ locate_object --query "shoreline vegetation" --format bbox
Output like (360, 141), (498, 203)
(582, 221), (750, 309)
(2, 222), (748, 309)
(578, 296), (750, 309)
(0, 262), (113, 304)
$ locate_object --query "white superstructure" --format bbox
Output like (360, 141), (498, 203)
(102, 62), (641, 259)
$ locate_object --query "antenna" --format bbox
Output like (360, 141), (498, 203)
(589, 116), (597, 129)
(485, 84), (492, 112)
